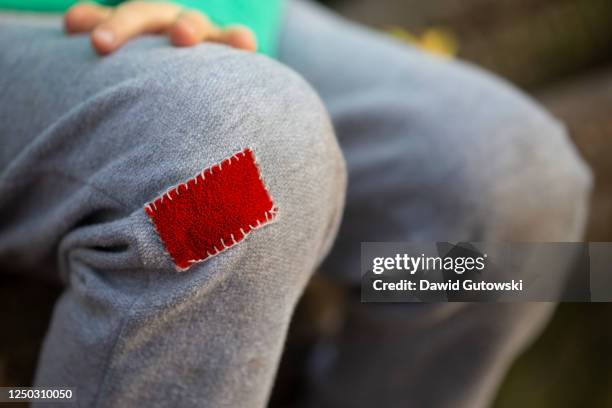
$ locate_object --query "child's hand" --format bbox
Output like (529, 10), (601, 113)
(64, 1), (256, 55)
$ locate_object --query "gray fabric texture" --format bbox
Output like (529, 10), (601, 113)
(0, 1), (593, 408)
(0, 14), (346, 408)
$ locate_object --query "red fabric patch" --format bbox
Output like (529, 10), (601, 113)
(145, 148), (277, 271)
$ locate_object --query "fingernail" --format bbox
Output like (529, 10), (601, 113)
(94, 28), (114, 47)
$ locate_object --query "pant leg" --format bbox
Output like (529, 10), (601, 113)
(0, 16), (346, 408)
(278, 2), (592, 407)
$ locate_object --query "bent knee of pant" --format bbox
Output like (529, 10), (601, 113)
(487, 117), (592, 241)
(70, 47), (346, 286)
(460, 63), (593, 241)
(406, 60), (594, 242)
(451, 119), (592, 241)
(467, 105), (594, 241)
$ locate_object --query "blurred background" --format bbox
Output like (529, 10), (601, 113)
(2, 0), (612, 407)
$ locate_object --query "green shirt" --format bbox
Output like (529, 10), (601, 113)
(0, 0), (282, 56)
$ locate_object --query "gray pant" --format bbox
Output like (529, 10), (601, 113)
(0, 1), (592, 407)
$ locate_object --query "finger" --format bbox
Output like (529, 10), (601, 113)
(169, 10), (220, 47)
(64, 2), (112, 33)
(217, 25), (257, 52)
(91, 1), (182, 55)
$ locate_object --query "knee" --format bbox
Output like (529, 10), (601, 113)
(97, 46), (346, 273)
(406, 59), (593, 241)
(458, 76), (593, 241)
(477, 107), (593, 241)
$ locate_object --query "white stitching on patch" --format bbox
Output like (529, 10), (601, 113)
(183, 205), (277, 269)
(144, 148), (278, 272)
